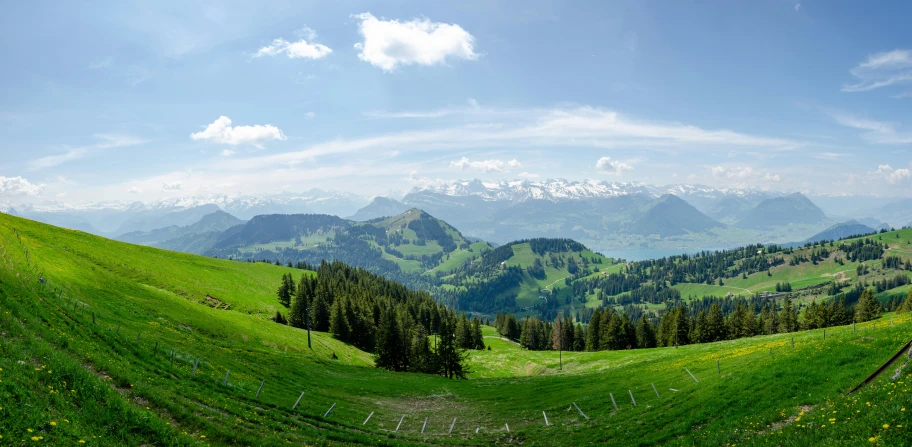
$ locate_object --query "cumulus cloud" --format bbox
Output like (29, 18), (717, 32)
(449, 157), (521, 173)
(191, 116), (286, 148)
(162, 181), (183, 191)
(0, 176), (45, 196)
(517, 171), (540, 179)
(843, 49), (912, 92)
(871, 164), (911, 185)
(352, 13), (478, 71)
(711, 166), (780, 182)
(595, 157), (633, 174)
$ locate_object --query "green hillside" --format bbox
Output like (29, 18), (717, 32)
(1, 213), (912, 446)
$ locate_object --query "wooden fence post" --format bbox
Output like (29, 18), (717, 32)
(716, 360), (720, 375)
(256, 380), (265, 398)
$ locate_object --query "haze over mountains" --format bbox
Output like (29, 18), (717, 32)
(2, 178), (903, 257)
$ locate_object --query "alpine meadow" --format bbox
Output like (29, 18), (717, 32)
(3, 1), (912, 446)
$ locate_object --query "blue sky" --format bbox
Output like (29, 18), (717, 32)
(1, 0), (911, 204)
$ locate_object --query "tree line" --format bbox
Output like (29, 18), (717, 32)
(274, 260), (483, 379)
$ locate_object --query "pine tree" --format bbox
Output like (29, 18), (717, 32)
(311, 294), (330, 332)
(456, 313), (472, 349)
(854, 289), (882, 322)
(375, 308), (407, 372)
(471, 318), (485, 350)
(706, 303), (726, 341)
(586, 308), (602, 351)
(635, 316), (657, 348)
(276, 273), (295, 308)
(437, 311), (468, 379)
(329, 296), (350, 340)
(778, 298), (798, 332)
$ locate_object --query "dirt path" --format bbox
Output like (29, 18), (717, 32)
(542, 275), (571, 294)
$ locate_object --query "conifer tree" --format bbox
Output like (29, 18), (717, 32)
(437, 311), (468, 379)
(471, 318), (485, 350)
(586, 308), (602, 351)
(854, 289), (882, 322)
(375, 308), (407, 372)
(276, 272), (295, 308)
(635, 316), (657, 348)
(706, 303), (725, 341)
(329, 296), (350, 340)
(778, 298), (798, 332)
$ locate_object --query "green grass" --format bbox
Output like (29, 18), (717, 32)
(2, 213), (912, 446)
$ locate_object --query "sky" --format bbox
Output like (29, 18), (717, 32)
(1, 0), (912, 205)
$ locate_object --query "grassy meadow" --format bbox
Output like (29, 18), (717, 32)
(1, 213), (912, 446)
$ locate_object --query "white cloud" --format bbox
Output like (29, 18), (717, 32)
(0, 176), (45, 196)
(127, 187), (143, 194)
(449, 157), (521, 173)
(843, 49), (912, 92)
(517, 171), (540, 179)
(794, 3), (801, 11)
(595, 157), (633, 174)
(829, 111), (912, 144)
(162, 181), (183, 191)
(352, 13), (478, 71)
(255, 38), (332, 60)
(304, 112), (315, 119)
(30, 149), (88, 170)
(870, 164), (911, 185)
(220, 149), (235, 156)
(711, 166), (780, 183)
(190, 116), (286, 148)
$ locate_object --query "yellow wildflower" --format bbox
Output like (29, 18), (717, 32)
(31, 436), (39, 441)
(883, 424), (890, 429)
(50, 422), (56, 426)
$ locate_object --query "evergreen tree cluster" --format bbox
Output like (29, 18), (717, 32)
(274, 260), (483, 378)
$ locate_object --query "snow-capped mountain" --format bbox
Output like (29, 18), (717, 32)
(8, 189), (370, 236)
(409, 178), (772, 204)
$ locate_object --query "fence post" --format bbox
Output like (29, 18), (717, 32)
(572, 402), (588, 419)
(651, 383), (660, 398)
(293, 391), (305, 410)
(629, 390), (637, 406)
(192, 358), (199, 376)
(716, 360), (720, 375)
(610, 393), (619, 411)
(153, 341), (158, 356)
(395, 415), (404, 431)
(542, 411), (550, 426)
(363, 412), (374, 425)
(136, 333), (141, 344)
(421, 416), (428, 433)
(170, 349), (174, 367)
(324, 403), (336, 418)
(92, 312), (95, 324)
(686, 369), (699, 382)
(223, 370), (230, 386)
(256, 380), (265, 398)
(449, 417), (457, 434)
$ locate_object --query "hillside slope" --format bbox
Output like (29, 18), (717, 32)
(1, 213), (911, 446)
(628, 194), (723, 237)
(736, 193), (828, 229)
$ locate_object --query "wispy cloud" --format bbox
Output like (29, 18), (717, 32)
(29, 134), (146, 170)
(352, 13), (478, 71)
(829, 111), (912, 144)
(842, 49), (912, 92)
(450, 157), (521, 173)
(254, 27), (333, 60)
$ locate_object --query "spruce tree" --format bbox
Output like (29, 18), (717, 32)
(855, 289), (882, 322)
(706, 303), (725, 341)
(778, 298), (797, 332)
(437, 311), (468, 379)
(329, 296), (350, 341)
(586, 308), (602, 351)
(635, 316), (657, 348)
(375, 308), (406, 372)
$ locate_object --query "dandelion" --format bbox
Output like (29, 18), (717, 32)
(883, 424), (889, 429)
(79, 441), (85, 444)
(31, 436), (39, 441)
(870, 437), (876, 442)
(50, 422), (56, 426)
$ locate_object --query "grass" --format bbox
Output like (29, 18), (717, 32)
(2, 213), (912, 446)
